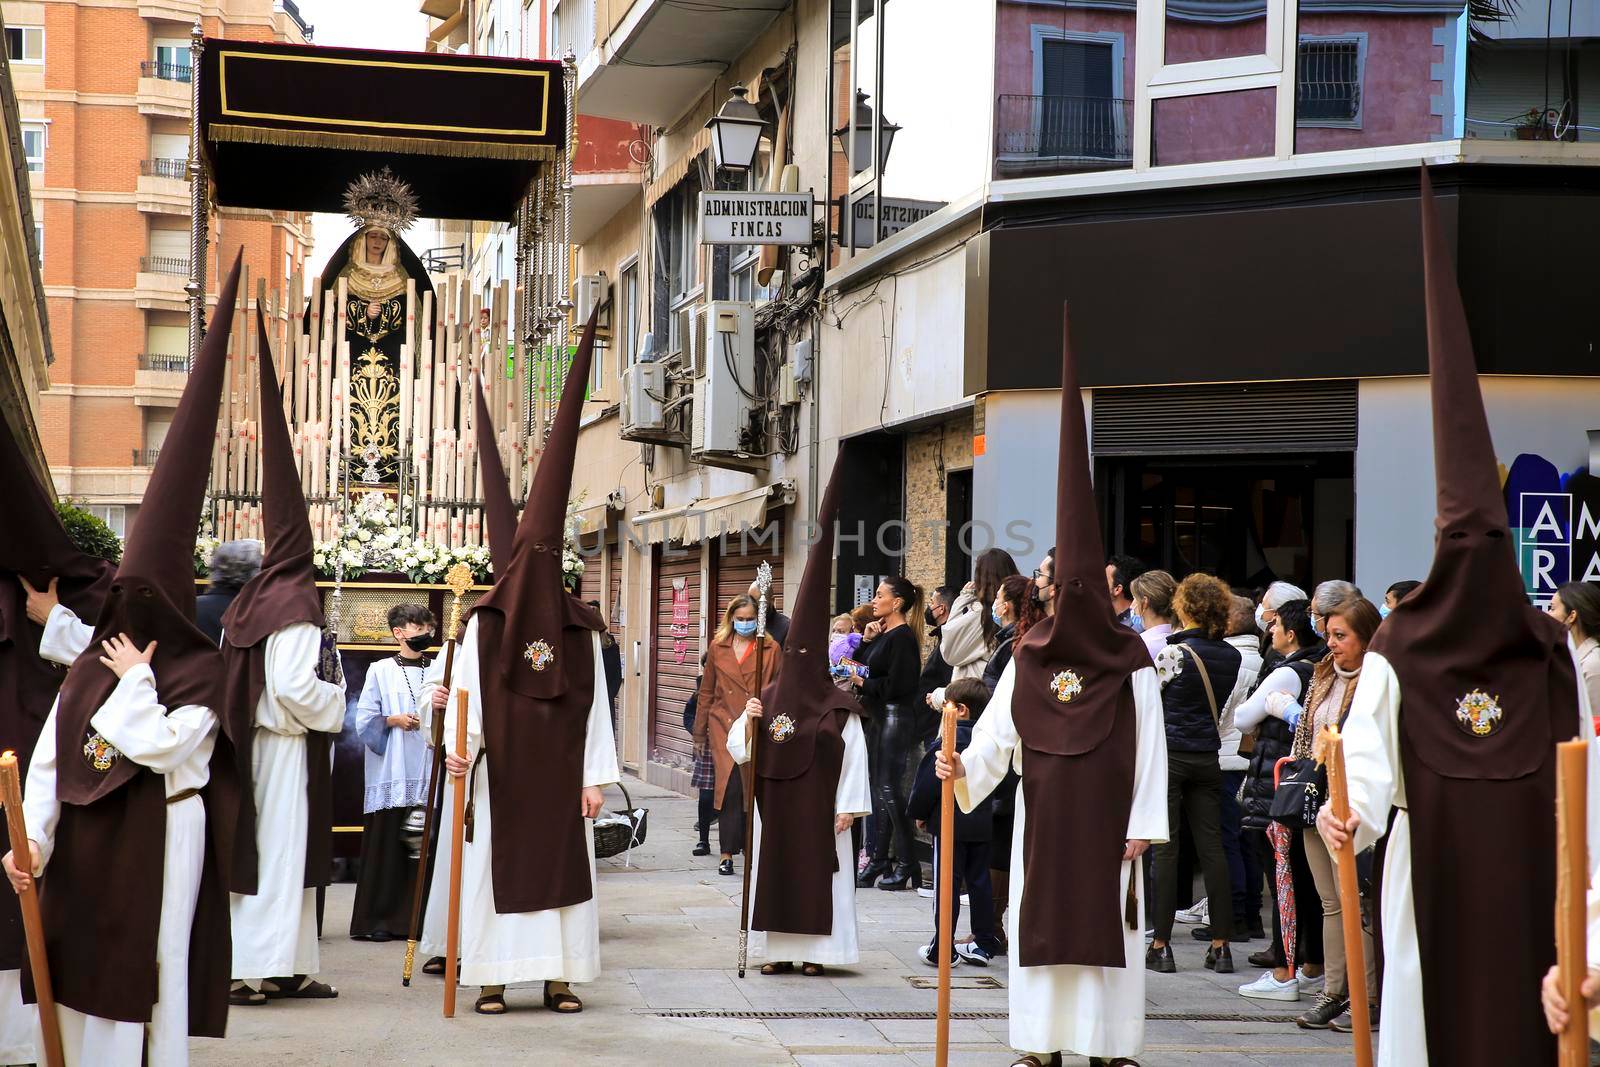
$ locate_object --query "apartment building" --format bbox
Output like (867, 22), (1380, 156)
(4, 0), (314, 534)
(1, 12), (51, 479)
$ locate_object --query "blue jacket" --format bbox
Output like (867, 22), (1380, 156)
(907, 720), (993, 842)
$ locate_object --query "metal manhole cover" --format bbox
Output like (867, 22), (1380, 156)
(904, 975), (1001, 990)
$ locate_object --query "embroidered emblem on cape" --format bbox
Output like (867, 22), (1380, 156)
(768, 713), (796, 744)
(1454, 689), (1504, 737)
(82, 731), (120, 773)
(523, 640), (555, 672)
(1050, 669), (1084, 704)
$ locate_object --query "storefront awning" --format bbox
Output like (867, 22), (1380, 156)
(630, 481), (793, 546)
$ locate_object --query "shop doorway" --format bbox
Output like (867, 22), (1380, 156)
(944, 468), (974, 588)
(1096, 453), (1354, 593)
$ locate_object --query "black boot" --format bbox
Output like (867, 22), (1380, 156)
(877, 863), (918, 891)
(1144, 944), (1175, 973)
(856, 858), (890, 888)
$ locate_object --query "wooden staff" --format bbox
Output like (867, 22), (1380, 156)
(1320, 726), (1373, 1067)
(444, 684), (469, 1019)
(737, 561), (773, 978)
(935, 700), (957, 1067)
(0, 753), (62, 1067)
(1558, 738), (1589, 1067)
(403, 563), (473, 987)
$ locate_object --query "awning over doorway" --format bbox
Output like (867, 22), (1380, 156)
(630, 481), (794, 546)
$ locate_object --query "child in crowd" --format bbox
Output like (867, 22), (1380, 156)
(908, 677), (1000, 966)
(350, 603), (437, 941)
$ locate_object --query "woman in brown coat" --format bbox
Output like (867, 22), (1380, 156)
(693, 594), (781, 875)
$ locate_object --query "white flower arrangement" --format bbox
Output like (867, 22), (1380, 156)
(193, 534), (221, 578)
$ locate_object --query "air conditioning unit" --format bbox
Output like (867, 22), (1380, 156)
(574, 275), (606, 323)
(686, 305), (708, 377)
(620, 362), (666, 436)
(693, 301), (757, 456)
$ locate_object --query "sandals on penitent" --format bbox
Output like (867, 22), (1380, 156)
(543, 981), (583, 1013)
(229, 982), (266, 1006)
(474, 990), (507, 1015)
(1012, 1055), (1062, 1067)
(264, 976), (338, 999)
(760, 961), (794, 976)
(801, 963), (826, 977)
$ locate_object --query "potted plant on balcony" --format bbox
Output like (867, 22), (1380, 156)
(1515, 107), (1553, 140)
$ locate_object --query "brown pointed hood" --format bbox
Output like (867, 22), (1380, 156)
(1369, 167), (1574, 778)
(0, 439), (115, 647)
(472, 310), (604, 701)
(1011, 304), (1150, 756)
(759, 446), (860, 781)
(474, 375), (517, 578)
(53, 251), (243, 805)
(221, 309), (324, 652)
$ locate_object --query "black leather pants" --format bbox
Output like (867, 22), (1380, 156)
(868, 703), (917, 866)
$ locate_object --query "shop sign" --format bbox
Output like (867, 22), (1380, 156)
(699, 191), (813, 245)
(671, 578), (692, 664)
(1518, 478), (1600, 604)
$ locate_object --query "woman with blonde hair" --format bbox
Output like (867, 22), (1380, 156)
(692, 594), (781, 875)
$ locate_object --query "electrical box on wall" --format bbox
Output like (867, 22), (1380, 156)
(792, 337), (814, 384)
(693, 301), (757, 457)
(574, 275), (605, 324)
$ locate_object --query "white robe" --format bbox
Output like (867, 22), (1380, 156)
(0, 605), (99, 1064)
(726, 710), (871, 966)
(39, 604), (93, 666)
(417, 616), (619, 987)
(354, 656), (432, 814)
(1342, 645), (1600, 1067)
(954, 662), (1168, 1058)
(228, 622), (347, 983)
(21, 665), (218, 1067)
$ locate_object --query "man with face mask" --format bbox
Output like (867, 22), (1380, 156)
(915, 586), (957, 738)
(350, 604), (438, 941)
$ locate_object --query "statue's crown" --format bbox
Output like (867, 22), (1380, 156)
(343, 167), (418, 234)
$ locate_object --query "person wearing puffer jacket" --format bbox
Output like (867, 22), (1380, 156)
(928, 549), (1018, 704)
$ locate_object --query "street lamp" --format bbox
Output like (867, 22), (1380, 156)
(834, 91), (900, 176)
(705, 86), (766, 171)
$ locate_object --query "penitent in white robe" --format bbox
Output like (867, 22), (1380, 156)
(955, 662), (1168, 1059)
(228, 622), (347, 984)
(39, 604), (93, 667)
(417, 615), (619, 987)
(22, 665), (219, 1067)
(0, 605), (102, 1064)
(1341, 642), (1600, 1067)
(727, 710), (870, 966)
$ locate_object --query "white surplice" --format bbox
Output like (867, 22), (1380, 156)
(727, 709), (871, 966)
(228, 622), (347, 983)
(417, 615), (619, 987)
(39, 604), (93, 666)
(22, 665), (218, 1067)
(954, 661), (1168, 1059)
(354, 656), (432, 814)
(1342, 643), (1600, 1067)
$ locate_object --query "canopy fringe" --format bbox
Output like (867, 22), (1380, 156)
(209, 124), (558, 162)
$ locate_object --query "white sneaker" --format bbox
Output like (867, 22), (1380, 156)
(1175, 898), (1209, 925)
(1297, 967), (1324, 991)
(1238, 970), (1300, 1002)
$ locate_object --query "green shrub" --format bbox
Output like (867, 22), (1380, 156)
(56, 501), (122, 565)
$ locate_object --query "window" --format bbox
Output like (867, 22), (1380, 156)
(1039, 39), (1121, 160)
(619, 259), (639, 367)
(20, 123), (44, 176)
(1296, 37), (1363, 127)
(86, 506), (126, 538)
(152, 39), (191, 82)
(6, 27), (43, 64)
(650, 176), (702, 356)
(32, 223), (42, 270)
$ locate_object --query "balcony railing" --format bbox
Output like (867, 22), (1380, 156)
(140, 158), (189, 180)
(140, 255), (189, 276)
(139, 353), (189, 373)
(140, 61), (192, 83)
(995, 94), (1132, 174)
(421, 244), (465, 273)
(132, 449), (161, 467)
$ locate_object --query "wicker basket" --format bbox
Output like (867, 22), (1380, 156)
(594, 781), (648, 860)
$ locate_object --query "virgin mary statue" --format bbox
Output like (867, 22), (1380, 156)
(318, 168), (434, 486)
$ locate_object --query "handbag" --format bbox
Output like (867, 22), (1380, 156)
(1268, 754), (1325, 830)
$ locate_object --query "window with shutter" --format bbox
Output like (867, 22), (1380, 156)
(1040, 40), (1119, 159)
(1297, 38), (1363, 127)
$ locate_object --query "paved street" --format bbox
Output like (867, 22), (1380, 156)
(201, 776), (1356, 1066)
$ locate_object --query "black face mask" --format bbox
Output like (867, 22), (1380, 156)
(924, 606), (939, 629)
(402, 633), (434, 653)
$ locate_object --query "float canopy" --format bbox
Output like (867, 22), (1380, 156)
(199, 38), (566, 223)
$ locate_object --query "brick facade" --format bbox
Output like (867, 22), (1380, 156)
(5, 0), (311, 528)
(903, 411), (975, 598)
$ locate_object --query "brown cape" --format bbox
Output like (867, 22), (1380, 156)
(25, 252), (246, 1037)
(751, 448), (860, 937)
(1365, 169), (1577, 1064)
(470, 310), (605, 914)
(222, 311), (334, 894)
(1008, 306), (1151, 969)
